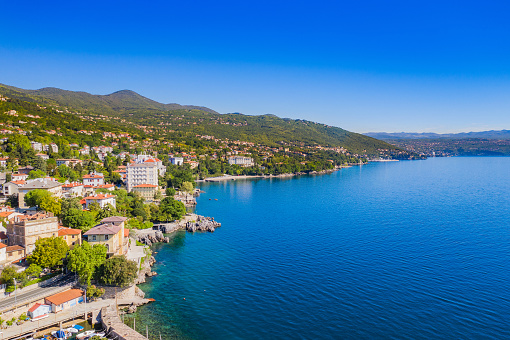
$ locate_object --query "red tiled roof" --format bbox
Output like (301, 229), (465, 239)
(58, 227), (82, 236)
(62, 182), (84, 188)
(28, 303), (42, 313)
(95, 184), (114, 189)
(0, 211), (13, 218)
(124, 229), (130, 237)
(144, 159), (156, 163)
(45, 289), (83, 306)
(133, 184), (158, 188)
(0, 243), (7, 249)
(6, 245), (24, 252)
(84, 194), (115, 200)
(83, 174), (104, 179)
(84, 223), (122, 236)
(10, 180), (26, 185)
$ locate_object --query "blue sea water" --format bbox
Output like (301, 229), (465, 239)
(134, 157), (510, 339)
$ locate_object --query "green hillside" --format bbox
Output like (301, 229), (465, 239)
(0, 84), (417, 157)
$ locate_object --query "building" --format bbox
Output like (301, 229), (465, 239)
(18, 178), (63, 209)
(62, 182), (85, 197)
(170, 157), (184, 166)
(228, 156), (254, 167)
(12, 173), (29, 181)
(94, 184), (115, 192)
(28, 303), (52, 320)
(83, 172), (104, 187)
(126, 162), (158, 192)
(5, 245), (25, 264)
(36, 153), (50, 160)
(18, 166), (34, 175)
(6, 212), (59, 254)
(58, 227), (82, 249)
(30, 142), (43, 152)
(0, 243), (6, 263)
(56, 159), (83, 167)
(83, 193), (116, 209)
(131, 184), (158, 200)
(83, 217), (127, 256)
(2, 180), (26, 196)
(45, 289), (84, 313)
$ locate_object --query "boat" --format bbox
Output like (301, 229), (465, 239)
(76, 330), (95, 339)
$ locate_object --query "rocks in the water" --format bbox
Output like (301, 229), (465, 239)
(127, 304), (137, 314)
(185, 216), (221, 233)
(135, 230), (169, 246)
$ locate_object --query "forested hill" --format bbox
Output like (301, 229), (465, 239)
(0, 84), (415, 157)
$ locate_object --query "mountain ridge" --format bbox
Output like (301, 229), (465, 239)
(365, 130), (510, 140)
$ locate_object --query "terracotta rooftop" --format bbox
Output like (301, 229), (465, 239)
(84, 223), (122, 236)
(28, 303), (42, 313)
(133, 184), (158, 188)
(58, 227), (82, 236)
(10, 180), (26, 185)
(45, 289), (83, 306)
(6, 245), (24, 252)
(95, 184), (114, 188)
(0, 243), (6, 249)
(63, 182), (84, 188)
(101, 216), (128, 223)
(84, 194), (115, 200)
(124, 229), (130, 237)
(83, 174), (104, 179)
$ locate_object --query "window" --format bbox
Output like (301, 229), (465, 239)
(105, 235), (109, 240)
(92, 236), (96, 241)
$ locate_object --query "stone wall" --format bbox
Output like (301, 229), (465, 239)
(101, 305), (148, 340)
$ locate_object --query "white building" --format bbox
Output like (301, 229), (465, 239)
(83, 172), (104, 187)
(126, 162), (158, 192)
(62, 182), (85, 197)
(170, 157), (184, 166)
(31, 141), (43, 152)
(228, 156), (255, 167)
(83, 193), (116, 209)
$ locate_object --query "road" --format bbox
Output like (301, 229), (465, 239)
(0, 274), (76, 314)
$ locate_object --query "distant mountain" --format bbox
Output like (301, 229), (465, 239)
(0, 83), (419, 157)
(365, 130), (510, 140)
(0, 84), (218, 115)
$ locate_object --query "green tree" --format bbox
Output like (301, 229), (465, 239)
(28, 237), (69, 269)
(159, 197), (186, 221)
(62, 209), (96, 232)
(27, 169), (46, 179)
(0, 266), (19, 292)
(24, 189), (51, 208)
(86, 285), (105, 301)
(180, 181), (194, 194)
(39, 195), (61, 216)
(67, 242), (107, 285)
(97, 255), (138, 287)
(25, 264), (42, 278)
(165, 187), (176, 197)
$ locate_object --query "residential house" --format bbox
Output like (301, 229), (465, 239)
(2, 180), (25, 196)
(94, 184), (115, 192)
(5, 245), (25, 264)
(28, 303), (52, 320)
(18, 178), (63, 209)
(30, 141), (43, 152)
(0, 243), (6, 263)
(6, 212), (59, 254)
(36, 153), (50, 160)
(56, 159), (83, 167)
(12, 173), (29, 181)
(83, 172), (104, 187)
(18, 166), (34, 175)
(58, 227), (82, 249)
(83, 217), (127, 256)
(0, 157), (8, 167)
(62, 182), (85, 197)
(83, 193), (116, 209)
(228, 156), (254, 167)
(131, 184), (158, 200)
(45, 289), (84, 313)
(170, 157), (184, 166)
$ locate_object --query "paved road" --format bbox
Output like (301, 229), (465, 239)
(0, 274), (76, 313)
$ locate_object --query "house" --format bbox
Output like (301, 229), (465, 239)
(6, 212), (59, 254)
(30, 142), (43, 152)
(94, 184), (115, 192)
(5, 245), (25, 264)
(0, 157), (8, 167)
(62, 182), (85, 197)
(45, 289), (84, 313)
(83, 217), (127, 256)
(28, 303), (52, 319)
(18, 178), (63, 209)
(170, 157), (184, 166)
(56, 159), (83, 167)
(58, 227), (82, 249)
(83, 193), (116, 209)
(83, 172), (104, 187)
(126, 162), (158, 192)
(2, 180), (26, 196)
(0, 232), (8, 244)
(12, 173), (29, 181)
(18, 166), (34, 175)
(36, 153), (50, 160)
(0, 243), (6, 263)
(131, 184), (158, 200)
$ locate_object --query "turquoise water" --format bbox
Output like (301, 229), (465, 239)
(135, 157), (510, 339)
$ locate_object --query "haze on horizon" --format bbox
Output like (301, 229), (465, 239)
(2, 0), (510, 134)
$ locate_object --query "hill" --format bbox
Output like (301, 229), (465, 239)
(0, 84), (417, 157)
(365, 130), (510, 140)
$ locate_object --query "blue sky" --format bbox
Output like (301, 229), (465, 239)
(2, 0), (510, 133)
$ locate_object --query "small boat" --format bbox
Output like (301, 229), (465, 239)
(66, 327), (79, 333)
(214, 199), (218, 201)
(72, 325), (84, 331)
(76, 330), (95, 339)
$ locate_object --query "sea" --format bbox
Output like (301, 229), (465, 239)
(130, 157), (510, 339)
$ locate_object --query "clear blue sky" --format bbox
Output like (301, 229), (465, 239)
(2, 0), (510, 133)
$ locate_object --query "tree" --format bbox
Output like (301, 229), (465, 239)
(86, 285), (105, 300)
(24, 189), (51, 208)
(180, 181), (194, 194)
(39, 195), (61, 216)
(165, 187), (176, 197)
(62, 209), (96, 232)
(27, 169), (46, 179)
(96, 204), (116, 222)
(159, 197), (186, 221)
(28, 237), (69, 269)
(97, 255), (138, 287)
(25, 264), (42, 278)
(67, 242), (107, 285)
(0, 266), (19, 291)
